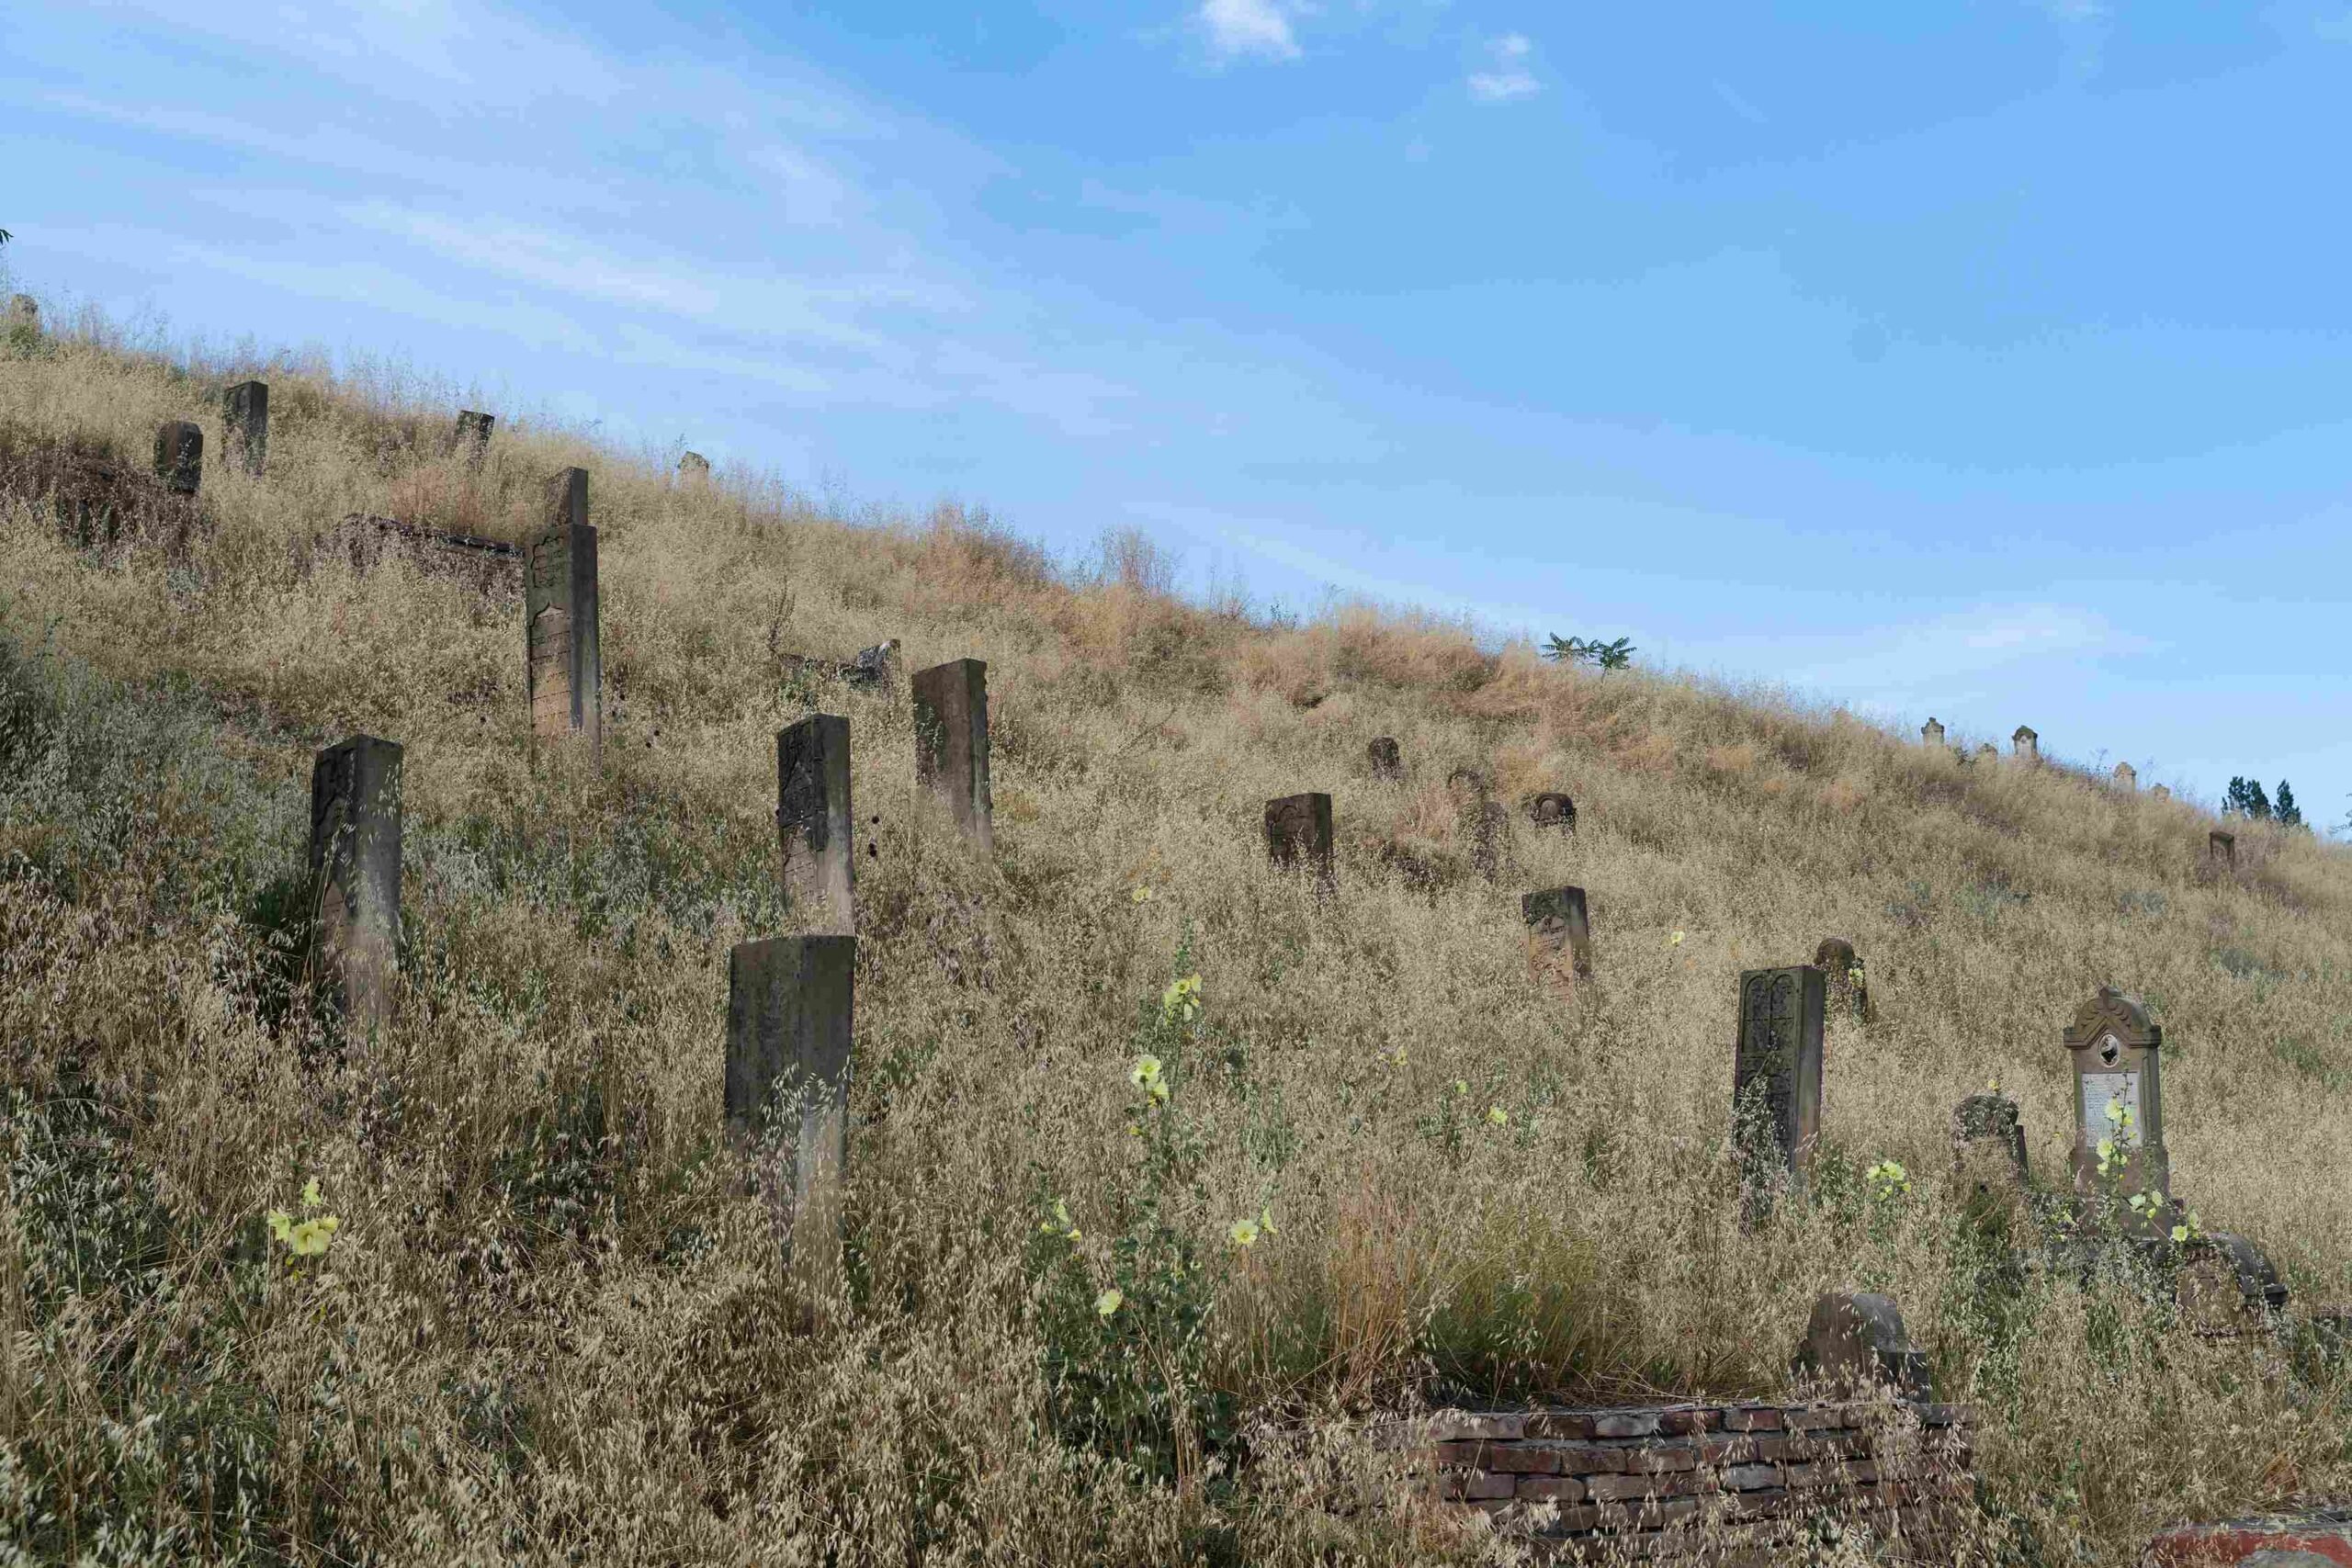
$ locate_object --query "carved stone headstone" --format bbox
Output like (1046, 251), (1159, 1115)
(912, 659), (992, 852)
(224, 380), (269, 478)
(1813, 937), (1874, 1025)
(778, 715), (854, 934)
(525, 469), (600, 755)
(1734, 966), (1826, 1203)
(154, 421), (203, 496)
(1951, 1092), (2030, 1216)
(1792, 1292), (1931, 1399)
(677, 451), (710, 481)
(2112, 761), (2136, 793)
(2177, 1233), (2287, 1338)
(1975, 742), (1997, 762)
(1521, 886), (1593, 999)
(726, 934), (855, 1286)
(1366, 737), (1402, 780)
(2062, 987), (2169, 1215)
(453, 410), (495, 468)
(2012, 726), (2039, 763)
(2209, 830), (2235, 869)
(1264, 793), (1334, 889)
(842, 639), (899, 689)
(2151, 784), (2172, 801)
(1921, 717), (1944, 748)
(5, 294), (37, 340)
(307, 736), (402, 1037)
(1525, 791), (1576, 832)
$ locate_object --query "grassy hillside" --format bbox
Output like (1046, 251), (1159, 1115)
(2, 312), (2348, 1566)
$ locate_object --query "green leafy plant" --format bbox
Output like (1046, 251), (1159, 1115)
(1542, 633), (1635, 671)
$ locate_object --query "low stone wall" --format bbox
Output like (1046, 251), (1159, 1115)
(1423, 1399), (1974, 1562)
(2143, 1506), (2352, 1566)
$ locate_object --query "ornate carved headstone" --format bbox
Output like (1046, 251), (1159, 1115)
(2112, 761), (2136, 792)
(677, 451), (710, 481)
(1921, 717), (1944, 748)
(1524, 791), (1576, 831)
(1791, 1292), (1930, 1399)
(912, 659), (992, 852)
(223, 380), (269, 478)
(453, 410), (494, 468)
(778, 715), (854, 934)
(1951, 1092), (2030, 1218)
(307, 736), (402, 1037)
(1734, 965), (1826, 1204)
(2209, 830), (2235, 869)
(1366, 737), (1402, 780)
(2062, 988), (2169, 1215)
(1521, 886), (1593, 1000)
(1813, 937), (1874, 1025)
(2012, 726), (2039, 763)
(153, 421), (203, 496)
(725, 934), (855, 1286)
(2177, 1233), (2287, 1338)
(525, 468), (600, 755)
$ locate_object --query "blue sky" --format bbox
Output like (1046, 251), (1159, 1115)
(6, 1), (2346, 829)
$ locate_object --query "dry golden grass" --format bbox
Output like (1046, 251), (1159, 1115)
(0, 310), (2348, 1566)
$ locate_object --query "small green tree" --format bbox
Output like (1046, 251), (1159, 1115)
(2223, 776), (2272, 820)
(1543, 633), (1635, 671)
(2275, 780), (2302, 829)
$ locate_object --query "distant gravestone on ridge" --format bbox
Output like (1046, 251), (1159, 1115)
(154, 421), (203, 496)
(912, 659), (993, 852)
(1733, 965), (1826, 1209)
(725, 933), (855, 1288)
(1951, 1092), (2030, 1217)
(1813, 937), (1875, 1025)
(1264, 793), (1335, 890)
(1366, 736), (1402, 780)
(778, 715), (854, 934)
(2151, 784), (2172, 800)
(525, 468), (601, 756)
(306, 736), (402, 1038)
(2112, 761), (2137, 793)
(453, 410), (494, 468)
(224, 380), (269, 478)
(677, 451), (710, 481)
(6, 294), (40, 348)
(2012, 725), (2040, 763)
(1447, 768), (1507, 881)
(1975, 742), (1997, 762)
(1521, 886), (1594, 1000)
(1921, 717), (1945, 748)
(2208, 829), (2235, 869)
(1525, 791), (1576, 831)
(2063, 987), (2170, 1224)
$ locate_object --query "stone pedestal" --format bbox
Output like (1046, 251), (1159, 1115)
(912, 659), (992, 852)
(525, 469), (600, 756)
(778, 715), (854, 934)
(307, 736), (402, 1036)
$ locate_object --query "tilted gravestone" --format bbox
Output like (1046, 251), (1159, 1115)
(2012, 725), (2039, 763)
(525, 468), (601, 756)
(1734, 965), (1826, 1205)
(1921, 717), (1945, 748)
(1813, 936), (1875, 1025)
(726, 934), (855, 1286)
(778, 715), (854, 934)
(224, 380), (269, 478)
(1951, 1092), (2030, 1218)
(2209, 829), (2235, 869)
(1791, 1291), (1931, 1399)
(2062, 987), (2170, 1223)
(453, 410), (494, 468)
(1264, 793), (1334, 890)
(677, 451), (710, 481)
(1524, 791), (1576, 831)
(1521, 886), (1593, 1000)
(1366, 736), (1402, 780)
(154, 421), (203, 496)
(307, 736), (402, 1036)
(2112, 761), (2137, 793)
(2177, 1232), (2287, 1338)
(912, 659), (993, 852)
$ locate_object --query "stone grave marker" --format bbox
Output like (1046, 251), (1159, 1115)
(6, 294), (39, 347)
(1974, 742), (1997, 762)
(453, 410), (494, 468)
(912, 659), (993, 852)
(2151, 784), (2172, 800)
(778, 715), (854, 934)
(307, 736), (402, 1036)
(1813, 936), (1875, 1025)
(1733, 965), (1826, 1205)
(1790, 1291), (1931, 1399)
(1447, 768), (1506, 881)
(1951, 1092), (2030, 1219)
(1921, 717), (1944, 748)
(2062, 987), (2170, 1220)
(154, 421), (203, 496)
(2113, 761), (2137, 792)
(2209, 829), (2235, 869)
(525, 468), (601, 755)
(1524, 791), (1576, 831)
(1521, 886), (1594, 1000)
(223, 380), (269, 478)
(1264, 793), (1334, 889)
(1366, 736), (1402, 780)
(2177, 1233), (2287, 1338)
(2013, 725), (2039, 763)
(842, 639), (899, 689)
(678, 451), (710, 481)
(726, 934), (855, 1288)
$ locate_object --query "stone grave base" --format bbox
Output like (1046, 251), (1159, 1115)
(2143, 1505), (2352, 1565)
(1413, 1399), (1974, 1563)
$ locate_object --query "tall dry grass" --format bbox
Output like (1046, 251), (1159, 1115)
(0, 305), (2347, 1566)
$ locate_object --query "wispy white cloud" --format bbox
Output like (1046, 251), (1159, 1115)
(1468, 33), (1542, 104)
(1712, 80), (1769, 126)
(1198, 0), (1303, 61)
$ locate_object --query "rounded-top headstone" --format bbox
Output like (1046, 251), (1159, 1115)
(1791, 1291), (1930, 1399)
(1366, 736), (1402, 780)
(2061, 987), (2168, 1209)
(1921, 717), (1944, 746)
(1813, 937), (1873, 1023)
(678, 451), (711, 480)
(2113, 761), (2137, 791)
(1524, 791), (1575, 830)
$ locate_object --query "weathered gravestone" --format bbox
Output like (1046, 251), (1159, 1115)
(1921, 717), (1945, 748)
(453, 410), (494, 468)
(842, 639), (899, 689)
(2013, 725), (2040, 763)
(1264, 793), (1334, 888)
(1814, 936), (1875, 1025)
(525, 469), (601, 756)
(2151, 784), (2172, 800)
(223, 380), (268, 478)
(1521, 886), (1593, 1000)
(777, 715), (854, 934)
(1734, 965), (1826, 1208)
(726, 934), (855, 1288)
(154, 421), (203, 496)
(1524, 791), (1576, 832)
(1975, 742), (1997, 762)
(1952, 1092), (2030, 1219)
(2177, 1232), (2288, 1338)
(307, 736), (402, 1037)
(1447, 768), (1507, 881)
(6, 294), (39, 348)
(2063, 987), (2171, 1224)
(1790, 1291), (1931, 1399)
(2209, 829), (2235, 869)
(2113, 761), (2137, 793)
(1366, 736), (1402, 780)
(912, 659), (993, 852)
(677, 451), (710, 481)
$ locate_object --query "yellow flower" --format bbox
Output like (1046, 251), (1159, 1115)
(1259, 1207), (1276, 1237)
(1228, 1217), (1261, 1247)
(1131, 1055), (1162, 1089)
(1160, 973), (1203, 1024)
(1130, 886), (1152, 904)
(1452, 1080), (1467, 1097)
(288, 1215), (339, 1258)
(1485, 1106), (1508, 1127)
(300, 1177), (324, 1212)
(2169, 1224), (2189, 1243)
(266, 1209), (293, 1245)
(1095, 1288), (1123, 1318)
(2096, 1138), (2115, 1162)
(1986, 1077), (2000, 1093)
(1388, 1047), (1408, 1066)
(1668, 931), (1685, 946)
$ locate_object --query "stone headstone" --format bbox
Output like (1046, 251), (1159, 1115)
(1921, 717), (1944, 748)
(677, 451), (710, 481)
(153, 421), (203, 496)
(1975, 742), (1997, 762)
(2177, 1233), (2287, 1338)
(912, 659), (992, 852)
(2209, 829), (2235, 869)
(1951, 1092), (2030, 1217)
(725, 934), (855, 1286)
(2151, 784), (2172, 801)
(2062, 987), (2169, 1217)
(525, 469), (600, 755)
(778, 715), (854, 935)
(1524, 791), (1576, 831)
(223, 380), (269, 478)
(307, 736), (402, 1037)
(454, 410), (495, 468)
(1733, 965), (1826, 1203)
(1792, 1292), (1931, 1399)
(1447, 768), (1506, 881)
(1264, 793), (1334, 889)
(5, 294), (38, 347)
(1521, 886), (1593, 999)
(2012, 725), (2039, 763)
(1813, 937), (1874, 1025)
(842, 639), (899, 689)
(2112, 761), (2137, 793)
(1366, 736), (1402, 780)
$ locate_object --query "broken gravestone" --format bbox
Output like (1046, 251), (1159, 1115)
(2176, 1233), (2287, 1338)
(1813, 936), (1875, 1025)
(1521, 886), (1593, 1001)
(1951, 1092), (2030, 1222)
(1524, 791), (1576, 832)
